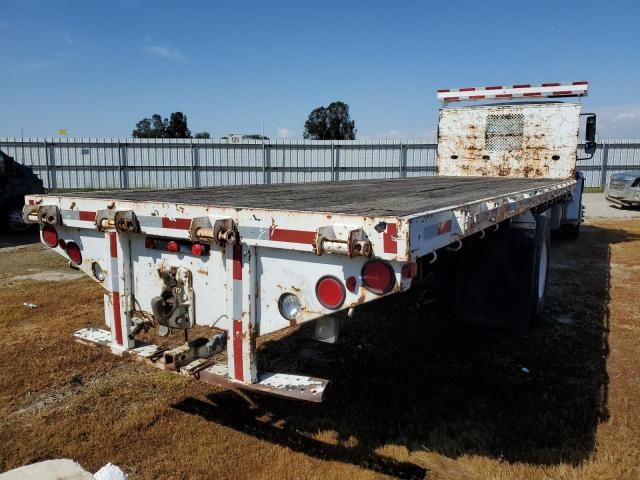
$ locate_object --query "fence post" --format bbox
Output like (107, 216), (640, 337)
(42, 141), (51, 190)
(190, 141), (200, 188)
(264, 143), (271, 184)
(398, 142), (404, 177)
(45, 141), (57, 190)
(600, 142), (609, 189)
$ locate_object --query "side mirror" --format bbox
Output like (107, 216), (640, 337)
(584, 141), (597, 155)
(586, 115), (597, 143)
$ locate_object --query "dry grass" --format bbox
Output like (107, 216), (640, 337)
(1, 221), (639, 479)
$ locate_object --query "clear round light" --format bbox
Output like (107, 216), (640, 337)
(92, 262), (105, 282)
(278, 293), (301, 320)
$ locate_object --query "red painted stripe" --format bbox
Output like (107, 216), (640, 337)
(383, 223), (398, 254)
(79, 211), (96, 222)
(469, 95), (485, 100)
(552, 90), (573, 95)
(233, 320), (243, 380)
(161, 217), (192, 229)
(437, 220), (452, 235)
(232, 244), (242, 280)
(113, 291), (123, 346)
(572, 81), (588, 85)
(437, 89), (450, 92)
(460, 87), (476, 91)
(513, 84), (530, 88)
(542, 82), (561, 87)
(523, 92), (542, 96)
(109, 232), (117, 258)
(485, 86), (502, 90)
(269, 228), (316, 244)
(496, 94), (513, 98)
(446, 96), (460, 101)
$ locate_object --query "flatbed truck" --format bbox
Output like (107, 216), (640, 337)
(23, 81), (595, 402)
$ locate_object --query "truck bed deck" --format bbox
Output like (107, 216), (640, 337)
(68, 176), (570, 218)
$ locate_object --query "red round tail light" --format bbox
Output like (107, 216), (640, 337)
(361, 260), (395, 294)
(191, 244), (205, 256)
(316, 276), (346, 310)
(345, 276), (357, 293)
(42, 225), (59, 248)
(167, 241), (180, 253)
(66, 242), (82, 265)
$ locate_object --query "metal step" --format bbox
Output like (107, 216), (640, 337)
(73, 327), (329, 402)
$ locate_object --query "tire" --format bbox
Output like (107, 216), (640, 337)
(3, 200), (33, 234)
(452, 213), (549, 332)
(530, 214), (550, 323)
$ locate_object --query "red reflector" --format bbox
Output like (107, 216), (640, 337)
(58, 239), (67, 249)
(145, 238), (156, 249)
(362, 260), (395, 294)
(316, 276), (346, 310)
(42, 225), (58, 248)
(66, 242), (82, 265)
(345, 276), (357, 293)
(191, 244), (205, 256)
(402, 262), (418, 279)
(167, 241), (180, 253)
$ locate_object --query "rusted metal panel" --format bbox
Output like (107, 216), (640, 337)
(437, 103), (581, 179)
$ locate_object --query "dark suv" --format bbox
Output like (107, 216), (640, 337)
(0, 149), (46, 233)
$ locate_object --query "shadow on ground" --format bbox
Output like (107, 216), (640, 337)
(0, 231), (39, 249)
(175, 225), (637, 479)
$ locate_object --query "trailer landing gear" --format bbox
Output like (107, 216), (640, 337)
(73, 327), (329, 402)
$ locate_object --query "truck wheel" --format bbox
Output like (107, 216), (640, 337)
(452, 213), (550, 332)
(4, 201), (32, 234)
(531, 214), (550, 321)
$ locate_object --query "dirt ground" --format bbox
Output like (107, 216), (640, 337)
(1, 220), (639, 480)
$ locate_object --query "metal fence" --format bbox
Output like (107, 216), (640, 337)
(1, 137), (639, 190)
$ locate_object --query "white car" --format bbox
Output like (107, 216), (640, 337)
(605, 172), (640, 207)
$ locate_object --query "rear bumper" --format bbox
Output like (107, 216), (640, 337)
(605, 195), (640, 207)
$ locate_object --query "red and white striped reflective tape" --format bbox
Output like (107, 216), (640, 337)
(437, 81), (588, 103)
(108, 232), (123, 346)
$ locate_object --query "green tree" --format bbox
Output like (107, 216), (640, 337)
(132, 112), (192, 138)
(303, 101), (356, 140)
(243, 134), (269, 140)
(166, 112), (191, 138)
(194, 131), (211, 139)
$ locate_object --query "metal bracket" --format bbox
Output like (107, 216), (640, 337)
(315, 226), (372, 257)
(163, 334), (226, 371)
(22, 204), (61, 225)
(96, 209), (139, 232)
(114, 211), (140, 233)
(95, 209), (115, 231)
(190, 216), (238, 245)
(510, 210), (537, 230)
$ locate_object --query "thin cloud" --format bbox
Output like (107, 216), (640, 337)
(62, 30), (74, 46)
(592, 104), (640, 138)
(19, 59), (65, 70)
(143, 37), (186, 62)
(277, 127), (295, 138)
(614, 112), (637, 121)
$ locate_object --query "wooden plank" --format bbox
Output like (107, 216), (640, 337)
(60, 176), (570, 218)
